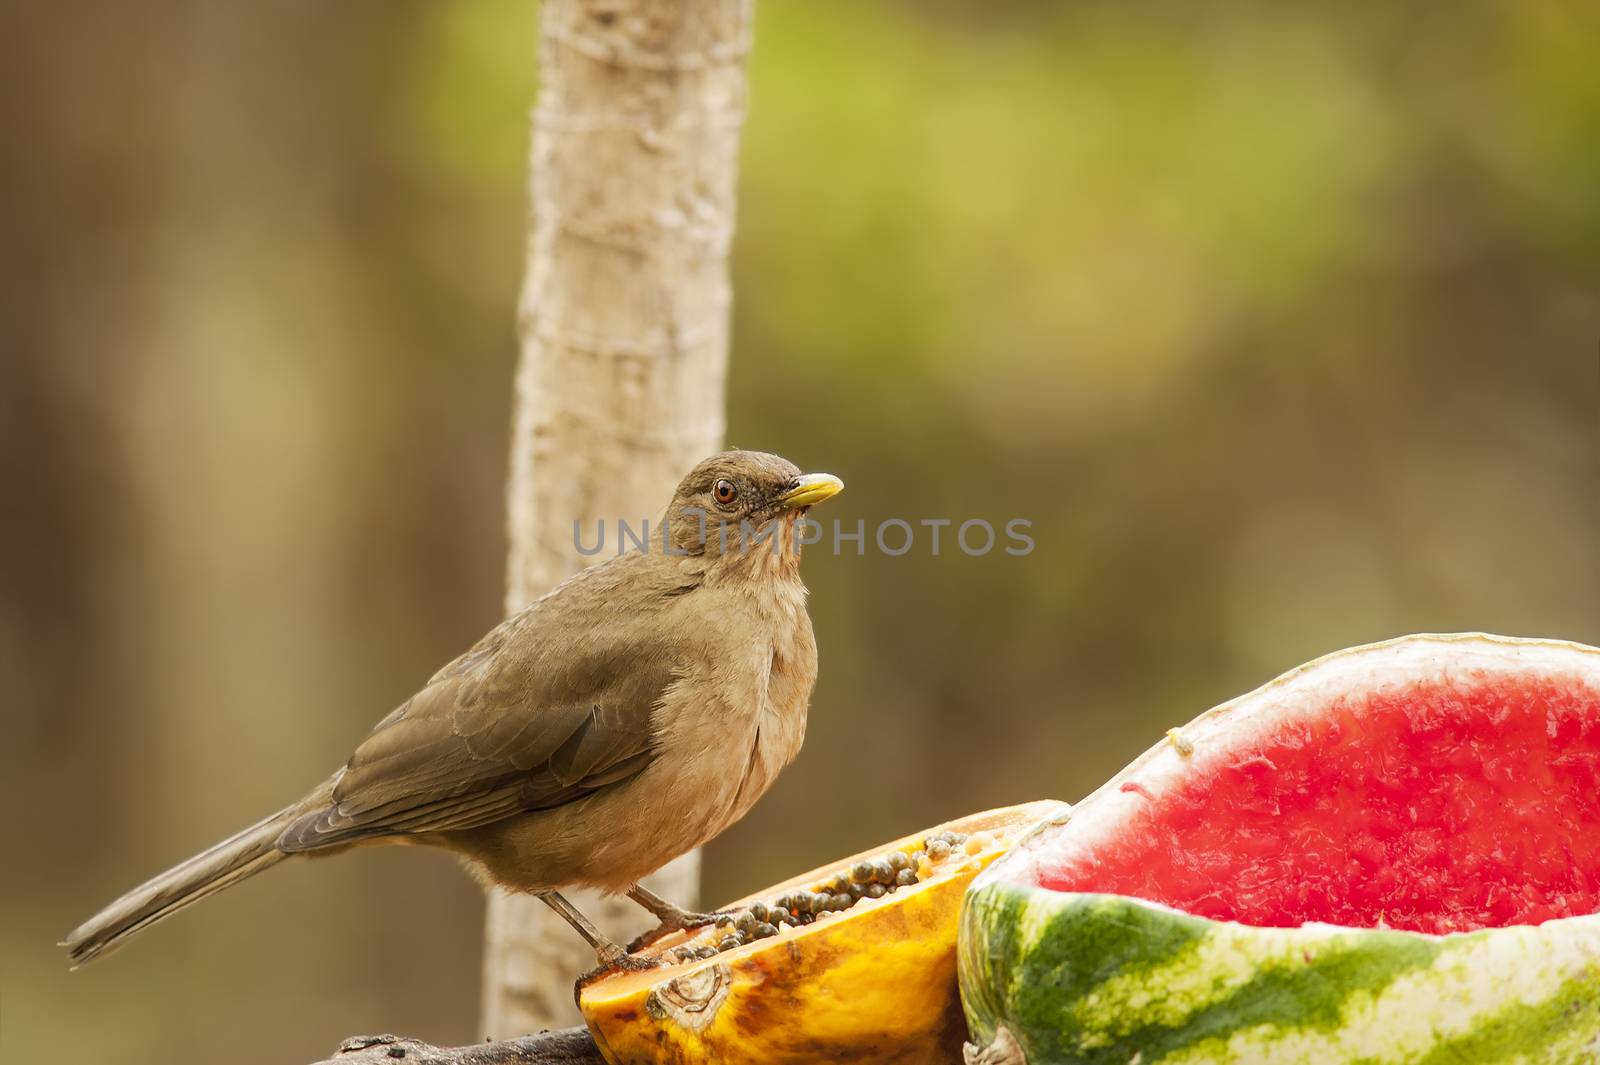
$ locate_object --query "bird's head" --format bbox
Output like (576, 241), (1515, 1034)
(664, 450), (844, 564)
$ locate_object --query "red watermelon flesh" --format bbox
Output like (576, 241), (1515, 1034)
(1042, 663), (1600, 935)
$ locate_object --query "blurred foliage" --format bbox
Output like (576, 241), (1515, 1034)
(2, 0), (1596, 1062)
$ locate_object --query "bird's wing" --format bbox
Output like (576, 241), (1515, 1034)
(277, 606), (674, 852)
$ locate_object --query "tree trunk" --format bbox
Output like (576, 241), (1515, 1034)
(485, 0), (752, 1036)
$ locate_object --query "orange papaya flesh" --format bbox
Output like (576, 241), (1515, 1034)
(578, 799), (1067, 1065)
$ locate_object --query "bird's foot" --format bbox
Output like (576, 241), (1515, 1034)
(624, 883), (741, 950)
(671, 909), (727, 930)
(599, 940), (660, 972)
(577, 945), (660, 989)
(653, 906), (728, 934)
(626, 908), (732, 953)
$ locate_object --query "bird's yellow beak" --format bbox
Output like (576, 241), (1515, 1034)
(778, 473), (844, 509)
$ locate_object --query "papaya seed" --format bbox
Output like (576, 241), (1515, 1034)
(851, 861), (875, 883)
(755, 921), (779, 938)
(830, 892), (853, 911)
(869, 859), (895, 883)
(895, 869), (918, 887)
(927, 839), (952, 860)
(887, 850), (912, 872)
(864, 883), (887, 899)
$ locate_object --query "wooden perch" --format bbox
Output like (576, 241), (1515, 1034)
(310, 1028), (603, 1065)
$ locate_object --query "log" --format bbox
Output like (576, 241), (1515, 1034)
(310, 1028), (603, 1065)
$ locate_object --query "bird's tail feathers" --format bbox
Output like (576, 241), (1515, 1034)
(62, 805), (298, 967)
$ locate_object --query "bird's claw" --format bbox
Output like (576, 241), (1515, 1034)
(627, 908), (729, 953)
(606, 950), (661, 973)
(577, 946), (660, 989)
(675, 910), (726, 929)
(573, 948), (660, 1006)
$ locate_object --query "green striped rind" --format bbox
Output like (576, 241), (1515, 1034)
(958, 883), (1600, 1065)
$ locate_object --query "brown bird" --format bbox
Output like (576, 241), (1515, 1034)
(64, 450), (843, 971)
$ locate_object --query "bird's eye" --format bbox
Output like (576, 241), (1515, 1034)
(713, 479), (739, 506)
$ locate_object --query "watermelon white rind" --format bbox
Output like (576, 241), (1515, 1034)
(959, 634), (1600, 1065)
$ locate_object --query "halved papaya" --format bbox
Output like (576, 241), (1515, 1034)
(579, 800), (1067, 1065)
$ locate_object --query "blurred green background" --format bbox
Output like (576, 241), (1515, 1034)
(4, 0), (1597, 1061)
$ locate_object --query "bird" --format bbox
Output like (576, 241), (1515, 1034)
(63, 450), (843, 972)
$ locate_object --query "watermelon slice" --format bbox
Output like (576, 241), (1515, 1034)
(959, 634), (1600, 1065)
